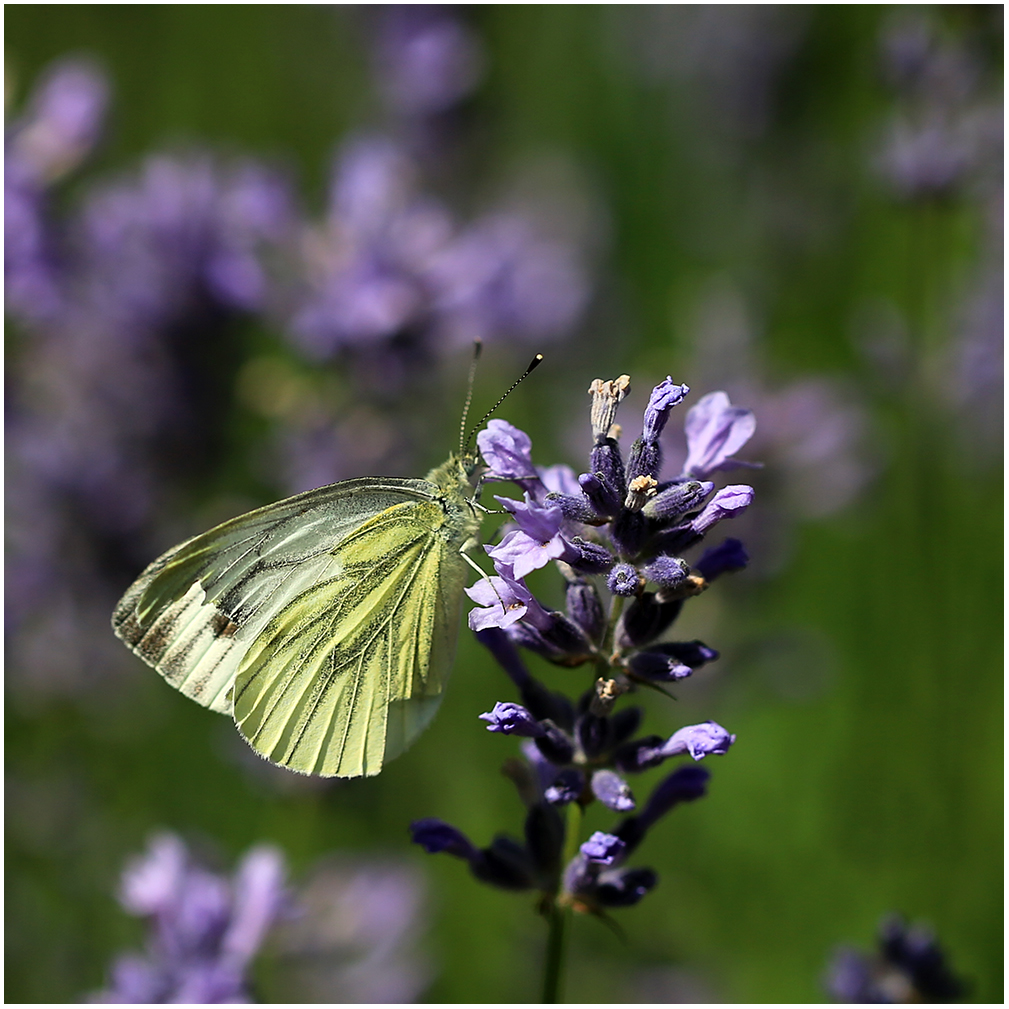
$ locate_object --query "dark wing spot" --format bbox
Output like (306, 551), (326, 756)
(211, 611), (239, 638)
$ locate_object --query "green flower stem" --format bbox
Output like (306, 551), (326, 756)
(542, 802), (584, 1004)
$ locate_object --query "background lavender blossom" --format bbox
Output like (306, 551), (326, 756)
(6, 5), (1001, 1003)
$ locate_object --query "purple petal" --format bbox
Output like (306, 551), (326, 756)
(682, 391), (756, 478)
(118, 833), (188, 917)
(591, 770), (636, 812)
(221, 845), (287, 966)
(477, 419), (537, 481)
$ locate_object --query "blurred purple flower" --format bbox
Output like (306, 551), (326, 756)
(289, 136), (586, 359)
(274, 858), (432, 1003)
(372, 5), (485, 119)
(91, 833), (287, 1004)
(826, 915), (964, 1003)
(5, 58), (109, 323)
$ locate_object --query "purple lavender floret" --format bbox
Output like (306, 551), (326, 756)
(660, 721), (737, 760)
(695, 537), (750, 581)
(682, 390), (758, 479)
(416, 373), (750, 919)
(90, 833), (287, 1004)
(580, 831), (626, 865)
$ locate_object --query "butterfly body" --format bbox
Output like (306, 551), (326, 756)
(113, 454), (481, 778)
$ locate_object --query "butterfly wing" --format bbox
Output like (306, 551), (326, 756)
(231, 496), (472, 777)
(112, 477), (445, 717)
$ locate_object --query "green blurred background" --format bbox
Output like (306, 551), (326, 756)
(5, 5), (1002, 1003)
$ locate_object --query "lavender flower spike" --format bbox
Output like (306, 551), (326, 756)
(479, 701), (546, 737)
(661, 721), (736, 761)
(92, 833), (287, 1004)
(682, 391), (757, 478)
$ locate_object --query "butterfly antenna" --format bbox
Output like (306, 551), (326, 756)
(458, 340), (483, 455)
(463, 353), (544, 454)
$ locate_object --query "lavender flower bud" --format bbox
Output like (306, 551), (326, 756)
(410, 819), (481, 860)
(609, 706), (643, 746)
(628, 651), (693, 682)
(642, 479), (713, 523)
(544, 769), (584, 806)
(479, 702), (546, 737)
(565, 578), (605, 642)
(607, 562), (641, 597)
(594, 867), (658, 908)
(576, 712), (609, 759)
(624, 379), (690, 483)
(618, 593), (683, 648)
(694, 537), (749, 581)
(652, 485), (754, 556)
(475, 628), (574, 729)
(538, 611), (595, 664)
(566, 537), (614, 575)
(624, 439), (662, 484)
(660, 640), (719, 668)
(609, 508), (646, 556)
(589, 441), (627, 502)
(473, 837), (536, 891)
(545, 491), (602, 524)
(578, 470), (622, 518)
(534, 721), (576, 765)
(642, 555), (690, 590)
(591, 769), (636, 812)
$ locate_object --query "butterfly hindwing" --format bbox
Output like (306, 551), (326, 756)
(111, 477), (443, 715)
(232, 498), (470, 777)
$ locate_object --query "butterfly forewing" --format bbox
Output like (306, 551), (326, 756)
(232, 498), (470, 777)
(113, 477), (449, 712)
(112, 458), (480, 778)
